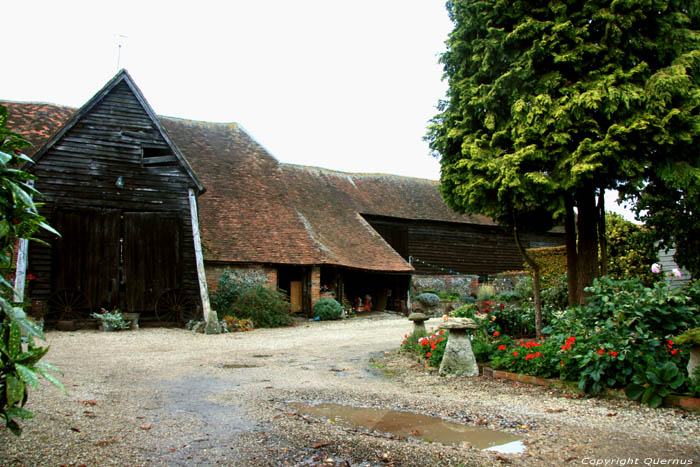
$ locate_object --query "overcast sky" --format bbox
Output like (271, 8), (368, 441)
(4, 1), (449, 180)
(3, 1), (636, 220)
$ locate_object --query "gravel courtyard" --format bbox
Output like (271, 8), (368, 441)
(1, 314), (698, 466)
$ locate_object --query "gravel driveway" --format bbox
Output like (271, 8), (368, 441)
(1, 314), (698, 466)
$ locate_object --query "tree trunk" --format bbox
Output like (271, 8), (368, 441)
(514, 222), (543, 339)
(575, 186), (600, 305)
(564, 195), (578, 307)
(597, 190), (608, 276)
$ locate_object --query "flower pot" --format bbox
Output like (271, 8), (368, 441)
(124, 312), (140, 330)
(101, 322), (115, 332)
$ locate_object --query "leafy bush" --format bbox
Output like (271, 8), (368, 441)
(451, 303), (477, 319)
(526, 246), (567, 290)
(401, 329), (448, 367)
(606, 213), (659, 286)
(1, 106), (65, 435)
(212, 268), (260, 318)
(415, 293), (440, 307)
(313, 297), (343, 321)
(476, 284), (496, 301)
(540, 274), (568, 311)
(513, 276), (533, 301)
(229, 284), (294, 328)
(491, 338), (561, 379)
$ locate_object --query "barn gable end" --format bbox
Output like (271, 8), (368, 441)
(26, 70), (204, 324)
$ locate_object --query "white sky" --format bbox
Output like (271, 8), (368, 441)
(4, 0), (449, 180)
(3, 0), (637, 221)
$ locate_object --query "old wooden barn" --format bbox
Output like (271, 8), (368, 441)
(8, 70), (207, 324)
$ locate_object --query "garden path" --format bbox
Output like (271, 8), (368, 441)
(0, 314), (698, 466)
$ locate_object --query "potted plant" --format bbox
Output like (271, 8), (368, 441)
(123, 312), (141, 330)
(91, 308), (130, 331)
(676, 328), (700, 377)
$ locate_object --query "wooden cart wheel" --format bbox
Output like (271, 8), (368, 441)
(46, 290), (91, 320)
(155, 289), (196, 324)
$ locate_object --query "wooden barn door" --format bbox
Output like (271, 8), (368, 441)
(49, 209), (120, 318)
(122, 213), (182, 315)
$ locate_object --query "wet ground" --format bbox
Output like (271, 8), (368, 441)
(1, 314), (699, 466)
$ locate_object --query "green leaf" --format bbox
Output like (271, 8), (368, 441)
(648, 394), (663, 409)
(6, 375), (25, 406)
(6, 180), (36, 211)
(646, 370), (661, 385)
(641, 385), (656, 405)
(0, 219), (10, 239)
(0, 150), (12, 165)
(15, 345), (49, 365)
(5, 407), (34, 420)
(15, 364), (39, 390)
(625, 383), (645, 400)
(8, 320), (21, 359)
(38, 221), (60, 237)
(34, 365), (66, 393)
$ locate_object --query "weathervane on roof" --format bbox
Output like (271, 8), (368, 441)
(116, 34), (128, 71)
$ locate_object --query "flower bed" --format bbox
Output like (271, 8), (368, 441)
(480, 366), (700, 411)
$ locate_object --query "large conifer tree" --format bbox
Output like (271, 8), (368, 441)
(427, 0), (700, 303)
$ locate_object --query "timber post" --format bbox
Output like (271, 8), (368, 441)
(189, 188), (219, 334)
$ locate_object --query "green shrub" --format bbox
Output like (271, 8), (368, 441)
(606, 213), (659, 286)
(230, 284), (294, 328)
(476, 284), (496, 301)
(212, 268), (260, 318)
(313, 297), (343, 321)
(451, 303), (477, 319)
(526, 246), (567, 289)
(513, 276), (533, 301)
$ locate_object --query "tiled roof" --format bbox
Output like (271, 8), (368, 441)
(0, 100), (75, 156)
(1, 99), (500, 272)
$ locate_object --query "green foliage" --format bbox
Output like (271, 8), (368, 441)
(428, 0), (700, 303)
(675, 328), (700, 346)
(526, 247), (567, 290)
(211, 269), (293, 328)
(605, 213), (658, 286)
(476, 284), (495, 301)
(401, 329), (448, 368)
(313, 297), (343, 321)
(90, 308), (130, 330)
(626, 359), (685, 408)
(513, 277), (534, 302)
(228, 284), (294, 328)
(451, 303), (477, 319)
(211, 268), (257, 318)
(0, 105), (64, 435)
(491, 338), (561, 379)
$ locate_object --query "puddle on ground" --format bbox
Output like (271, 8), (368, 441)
(290, 402), (525, 454)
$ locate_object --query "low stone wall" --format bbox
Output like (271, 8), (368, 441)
(411, 274), (479, 298)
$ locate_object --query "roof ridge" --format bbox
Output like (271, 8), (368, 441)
(281, 162), (439, 183)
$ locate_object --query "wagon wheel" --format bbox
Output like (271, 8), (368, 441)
(46, 290), (91, 321)
(155, 289), (196, 324)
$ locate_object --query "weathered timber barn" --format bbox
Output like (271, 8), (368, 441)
(4, 69), (565, 320)
(3, 70), (207, 324)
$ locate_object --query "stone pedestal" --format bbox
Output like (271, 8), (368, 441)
(408, 313), (428, 337)
(438, 318), (479, 377)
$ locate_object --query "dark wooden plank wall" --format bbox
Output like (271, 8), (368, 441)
(366, 217), (565, 276)
(27, 80), (200, 311)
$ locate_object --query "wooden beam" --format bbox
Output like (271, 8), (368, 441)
(188, 188), (219, 333)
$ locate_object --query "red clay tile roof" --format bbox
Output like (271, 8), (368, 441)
(1, 99), (503, 272)
(1, 100), (75, 156)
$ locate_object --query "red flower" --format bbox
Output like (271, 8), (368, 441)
(484, 301), (490, 306)
(671, 349), (678, 355)
(27, 273), (36, 281)
(493, 331), (500, 336)
(426, 352), (432, 357)
(404, 334), (408, 338)
(525, 353), (535, 360)
(608, 350), (618, 357)
(483, 308), (490, 313)
(598, 349), (604, 355)
(667, 339), (674, 345)
(535, 352), (541, 357)
(499, 303), (504, 309)
(560, 360), (565, 366)
(513, 351), (518, 356)
(498, 345), (507, 350)
(401, 340), (406, 345)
